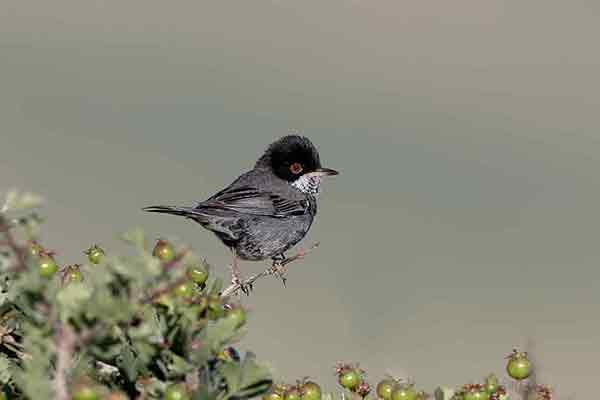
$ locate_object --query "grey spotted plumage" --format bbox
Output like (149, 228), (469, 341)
(143, 135), (338, 263)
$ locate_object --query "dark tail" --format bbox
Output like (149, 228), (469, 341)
(142, 205), (196, 217)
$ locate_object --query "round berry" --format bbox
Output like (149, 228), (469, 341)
(173, 281), (194, 299)
(85, 245), (105, 265)
(71, 385), (99, 400)
(64, 266), (83, 283)
(484, 374), (498, 393)
(284, 387), (302, 400)
(153, 239), (175, 263)
(415, 390), (428, 400)
(506, 351), (532, 380)
(38, 256), (58, 278)
(264, 393), (284, 400)
(301, 382), (322, 400)
(207, 295), (224, 320)
(187, 266), (209, 285)
(391, 385), (417, 400)
(339, 369), (361, 391)
(164, 383), (190, 400)
(464, 391), (489, 400)
(226, 306), (247, 328)
(29, 241), (44, 258)
(376, 379), (396, 400)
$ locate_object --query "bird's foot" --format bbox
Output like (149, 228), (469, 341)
(229, 264), (253, 296)
(270, 259), (288, 287)
(269, 243), (320, 287)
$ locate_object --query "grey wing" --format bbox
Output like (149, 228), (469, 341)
(198, 186), (312, 218)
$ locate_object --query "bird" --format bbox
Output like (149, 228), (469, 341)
(142, 135), (338, 287)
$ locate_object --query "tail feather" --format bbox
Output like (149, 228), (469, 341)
(142, 205), (196, 217)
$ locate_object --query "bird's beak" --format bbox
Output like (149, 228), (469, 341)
(308, 167), (339, 177)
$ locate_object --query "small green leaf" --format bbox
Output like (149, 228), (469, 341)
(56, 282), (93, 322)
(1, 189), (44, 213)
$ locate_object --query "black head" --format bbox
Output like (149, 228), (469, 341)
(255, 135), (338, 182)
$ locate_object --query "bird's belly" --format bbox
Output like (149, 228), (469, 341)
(234, 215), (313, 261)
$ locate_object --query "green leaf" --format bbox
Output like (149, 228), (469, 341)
(116, 345), (139, 382)
(219, 362), (243, 394)
(0, 354), (13, 384)
(209, 277), (224, 296)
(219, 352), (272, 400)
(1, 189), (44, 213)
(434, 387), (455, 400)
(56, 282), (93, 322)
(202, 317), (243, 353)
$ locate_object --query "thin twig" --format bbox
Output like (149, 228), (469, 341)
(220, 242), (320, 298)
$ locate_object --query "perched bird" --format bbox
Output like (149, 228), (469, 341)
(143, 135), (338, 285)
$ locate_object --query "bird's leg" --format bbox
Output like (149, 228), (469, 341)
(270, 253), (288, 287)
(229, 249), (251, 296)
(229, 250), (241, 285)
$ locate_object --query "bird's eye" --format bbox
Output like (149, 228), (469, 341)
(290, 162), (303, 174)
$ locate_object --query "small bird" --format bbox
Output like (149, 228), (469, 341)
(143, 135), (338, 286)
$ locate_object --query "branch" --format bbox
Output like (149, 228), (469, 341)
(220, 242), (320, 298)
(54, 323), (76, 400)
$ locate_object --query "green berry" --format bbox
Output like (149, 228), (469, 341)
(64, 266), (83, 283)
(226, 306), (247, 328)
(72, 385), (99, 400)
(391, 385), (417, 400)
(301, 382), (322, 400)
(38, 256), (58, 278)
(153, 239), (175, 263)
(173, 281), (194, 299)
(464, 391), (489, 400)
(284, 387), (302, 400)
(207, 295), (224, 320)
(264, 393), (284, 400)
(339, 369), (361, 391)
(187, 266), (209, 285)
(484, 374), (498, 393)
(28, 241), (44, 258)
(85, 245), (105, 265)
(506, 351), (532, 380)
(164, 383), (190, 400)
(376, 379), (396, 400)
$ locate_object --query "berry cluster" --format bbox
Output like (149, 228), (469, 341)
(263, 380), (322, 400)
(1, 205), (264, 400)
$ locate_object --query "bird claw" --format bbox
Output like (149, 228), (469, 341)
(270, 260), (288, 287)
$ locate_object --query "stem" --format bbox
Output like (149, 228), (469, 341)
(54, 323), (76, 400)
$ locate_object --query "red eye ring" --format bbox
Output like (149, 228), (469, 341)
(290, 162), (303, 174)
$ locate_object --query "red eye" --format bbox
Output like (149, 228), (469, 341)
(290, 162), (303, 174)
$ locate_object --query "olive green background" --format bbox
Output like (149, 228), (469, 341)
(1, 1), (599, 398)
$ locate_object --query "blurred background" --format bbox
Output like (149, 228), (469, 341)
(1, 1), (599, 398)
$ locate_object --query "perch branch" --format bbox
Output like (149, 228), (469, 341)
(220, 242), (320, 298)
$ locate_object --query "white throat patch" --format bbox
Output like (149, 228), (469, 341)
(291, 174), (322, 196)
